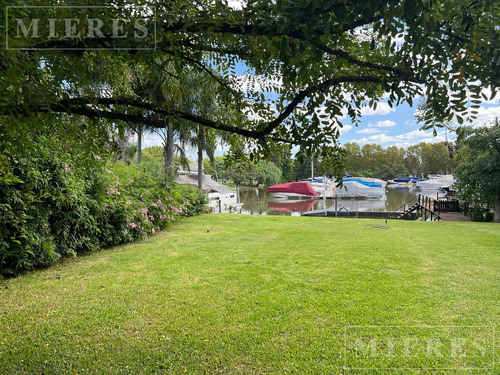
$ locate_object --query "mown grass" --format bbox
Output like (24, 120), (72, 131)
(0, 215), (499, 374)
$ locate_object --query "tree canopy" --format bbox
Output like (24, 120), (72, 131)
(454, 121), (500, 222)
(1, 0), (499, 177)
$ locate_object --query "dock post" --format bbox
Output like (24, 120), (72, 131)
(219, 200), (222, 213)
(335, 196), (338, 217)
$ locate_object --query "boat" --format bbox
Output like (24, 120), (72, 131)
(267, 181), (320, 199)
(334, 178), (386, 198)
(176, 162), (244, 213)
(300, 177), (335, 197)
(415, 175), (455, 190)
(344, 177), (387, 188)
(388, 176), (425, 185)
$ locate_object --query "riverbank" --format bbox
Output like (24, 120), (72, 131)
(1, 215), (498, 373)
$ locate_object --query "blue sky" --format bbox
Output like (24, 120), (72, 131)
(337, 98), (500, 148)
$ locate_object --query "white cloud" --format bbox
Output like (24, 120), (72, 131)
(476, 86), (500, 105)
(142, 132), (164, 148)
(374, 120), (396, 128)
(357, 127), (382, 134)
(338, 125), (353, 135)
(352, 129), (451, 148)
(360, 102), (395, 116)
(470, 105), (500, 127)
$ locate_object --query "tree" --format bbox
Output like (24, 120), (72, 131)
(405, 144), (424, 176)
(176, 72), (221, 189)
(1, 1), (499, 179)
(375, 164), (408, 181)
(454, 122), (500, 222)
(293, 157), (322, 181)
(255, 160), (283, 187)
(421, 142), (457, 175)
(343, 143), (363, 175)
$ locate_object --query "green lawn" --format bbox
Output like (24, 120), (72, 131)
(1, 215), (499, 374)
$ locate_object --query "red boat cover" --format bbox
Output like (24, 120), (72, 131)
(268, 200), (318, 213)
(266, 182), (319, 196)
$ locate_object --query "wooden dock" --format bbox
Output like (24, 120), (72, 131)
(396, 194), (470, 221)
(438, 212), (471, 222)
(304, 194), (471, 221)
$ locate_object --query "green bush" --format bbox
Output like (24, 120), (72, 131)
(0, 136), (207, 278)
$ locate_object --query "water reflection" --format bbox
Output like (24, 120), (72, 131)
(237, 185), (427, 215)
(267, 199), (318, 214)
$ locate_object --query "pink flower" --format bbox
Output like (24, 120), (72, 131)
(93, 155), (101, 160)
(106, 185), (120, 196)
(105, 169), (112, 174)
(129, 222), (137, 229)
(151, 228), (155, 234)
(149, 215), (155, 221)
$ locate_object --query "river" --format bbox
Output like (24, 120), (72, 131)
(236, 185), (442, 216)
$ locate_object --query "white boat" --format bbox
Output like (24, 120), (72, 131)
(334, 178), (386, 198)
(301, 177), (335, 198)
(416, 175), (455, 190)
(387, 176), (423, 186)
(348, 177), (387, 188)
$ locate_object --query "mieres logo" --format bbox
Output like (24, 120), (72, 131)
(6, 6), (156, 50)
(343, 326), (495, 371)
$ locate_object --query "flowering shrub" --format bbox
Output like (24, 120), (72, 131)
(0, 137), (207, 277)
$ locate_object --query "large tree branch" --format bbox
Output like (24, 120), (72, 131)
(0, 75), (384, 142)
(257, 75), (384, 135)
(312, 45), (420, 81)
(63, 75), (384, 137)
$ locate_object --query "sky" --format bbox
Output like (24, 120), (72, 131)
(337, 96), (500, 148)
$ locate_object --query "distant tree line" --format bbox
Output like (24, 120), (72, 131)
(341, 142), (457, 180)
(198, 141), (457, 186)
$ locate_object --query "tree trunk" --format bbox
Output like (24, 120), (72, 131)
(163, 118), (175, 174)
(197, 126), (204, 190)
(137, 126), (142, 164)
(163, 144), (168, 174)
(119, 128), (126, 162)
(494, 193), (500, 223)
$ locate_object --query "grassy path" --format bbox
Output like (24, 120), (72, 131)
(1, 215), (499, 374)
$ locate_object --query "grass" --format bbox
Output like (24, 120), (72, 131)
(0, 215), (499, 374)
